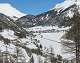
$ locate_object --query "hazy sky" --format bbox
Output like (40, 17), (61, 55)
(0, 0), (64, 15)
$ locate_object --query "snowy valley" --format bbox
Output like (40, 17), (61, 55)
(0, 0), (80, 63)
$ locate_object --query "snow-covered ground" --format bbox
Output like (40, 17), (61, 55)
(0, 0), (77, 61)
(27, 26), (70, 32)
(38, 32), (64, 54)
(0, 29), (18, 40)
(39, 33), (74, 59)
(27, 25), (74, 59)
(0, 26), (74, 59)
(32, 53), (45, 63)
(0, 29), (31, 62)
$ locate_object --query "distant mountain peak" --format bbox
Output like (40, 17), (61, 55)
(53, 0), (80, 12)
(53, 0), (75, 12)
(0, 3), (26, 20)
(49, 0), (80, 18)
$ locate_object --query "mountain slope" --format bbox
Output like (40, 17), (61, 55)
(0, 13), (46, 63)
(54, 0), (75, 13)
(0, 0), (80, 62)
(15, 0), (80, 59)
(16, 0), (78, 28)
(0, 3), (26, 20)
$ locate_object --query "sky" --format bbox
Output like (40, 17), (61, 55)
(0, 0), (64, 15)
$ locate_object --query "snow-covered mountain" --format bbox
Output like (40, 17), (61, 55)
(0, 3), (26, 20)
(54, 0), (75, 12)
(54, 0), (80, 17)
(0, 0), (80, 62)
(16, 0), (78, 28)
(16, 0), (80, 60)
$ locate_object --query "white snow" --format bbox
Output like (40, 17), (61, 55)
(0, 29), (31, 62)
(0, 41), (30, 62)
(37, 32), (74, 59)
(28, 26), (73, 59)
(54, 0), (75, 12)
(32, 53), (45, 63)
(66, 10), (74, 18)
(0, 1), (78, 60)
(51, 0), (80, 18)
(27, 26), (70, 32)
(27, 26), (54, 31)
(0, 42), (16, 54)
(37, 32), (65, 55)
(0, 3), (26, 19)
(26, 43), (38, 49)
(0, 29), (18, 40)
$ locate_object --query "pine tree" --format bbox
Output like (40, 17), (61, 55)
(62, 9), (80, 63)
(57, 55), (62, 63)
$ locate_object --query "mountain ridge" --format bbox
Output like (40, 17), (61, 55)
(0, 0), (79, 62)
(0, 3), (26, 20)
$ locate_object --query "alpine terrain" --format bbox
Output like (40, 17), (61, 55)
(0, 0), (80, 63)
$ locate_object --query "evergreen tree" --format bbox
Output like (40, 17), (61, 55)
(57, 55), (62, 63)
(62, 9), (80, 63)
